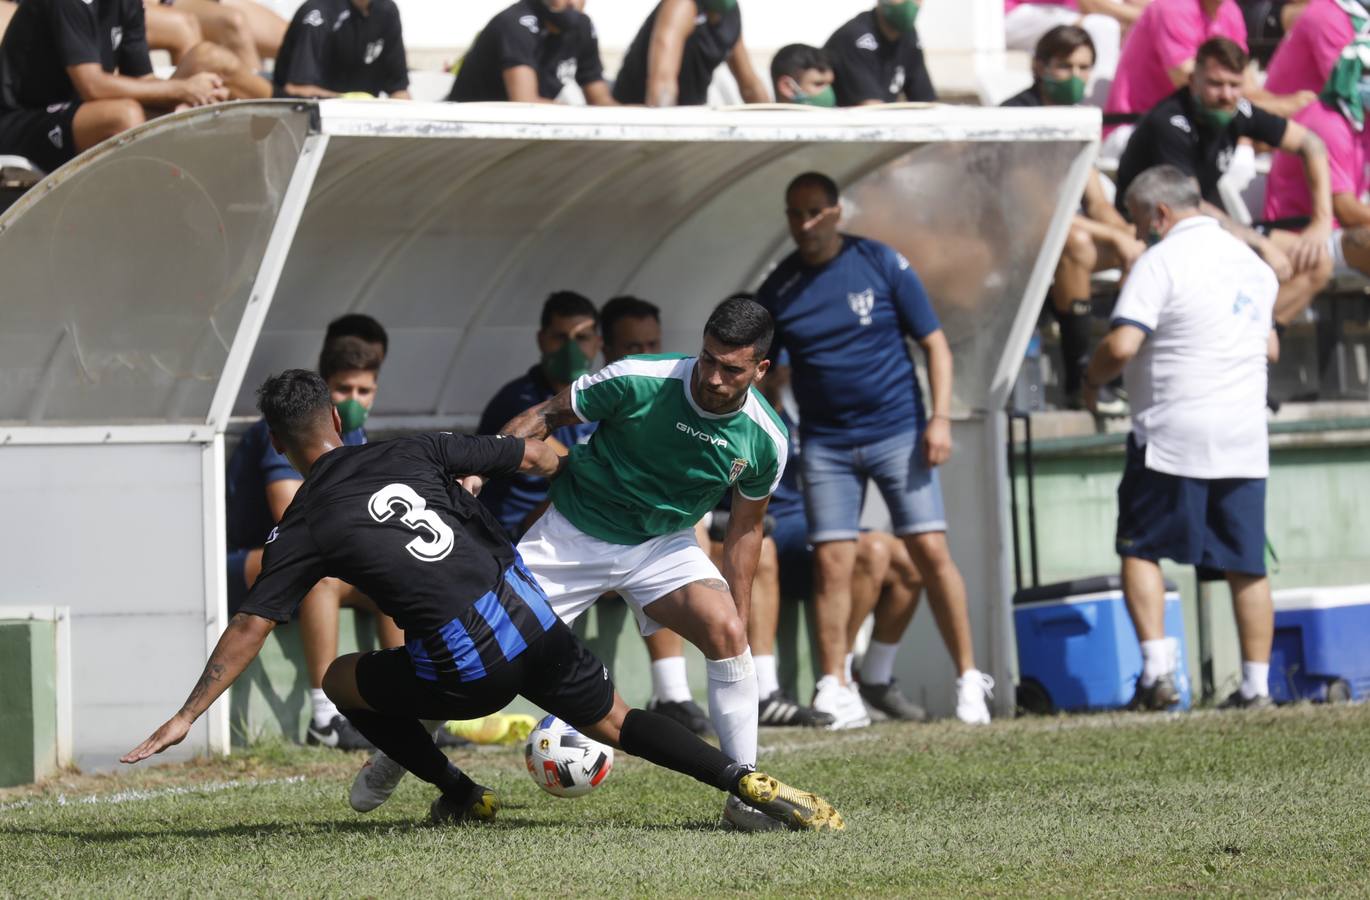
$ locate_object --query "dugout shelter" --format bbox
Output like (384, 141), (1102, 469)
(0, 100), (1097, 767)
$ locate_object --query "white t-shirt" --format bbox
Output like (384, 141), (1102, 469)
(1110, 216), (1276, 479)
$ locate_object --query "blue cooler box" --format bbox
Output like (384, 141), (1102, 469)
(1269, 585), (1370, 704)
(1014, 575), (1192, 712)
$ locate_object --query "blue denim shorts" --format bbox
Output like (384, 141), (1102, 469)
(800, 430), (947, 544)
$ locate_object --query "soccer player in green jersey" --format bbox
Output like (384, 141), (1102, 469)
(505, 297), (788, 830)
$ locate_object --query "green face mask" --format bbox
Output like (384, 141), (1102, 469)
(1193, 94), (1236, 130)
(1041, 74), (1085, 106)
(542, 339), (591, 386)
(792, 84), (837, 108)
(878, 0), (919, 33)
(699, 0), (736, 12)
(335, 398), (369, 433)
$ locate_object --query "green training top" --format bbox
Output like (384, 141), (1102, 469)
(548, 354), (789, 545)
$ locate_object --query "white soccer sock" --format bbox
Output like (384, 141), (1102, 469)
(707, 650), (758, 767)
(1139, 639), (1171, 687)
(861, 640), (900, 686)
(650, 656), (693, 704)
(843, 652), (855, 684)
(310, 688), (339, 728)
(754, 654), (780, 699)
(1240, 661), (1271, 699)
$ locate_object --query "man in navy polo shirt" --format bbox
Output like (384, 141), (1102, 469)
(757, 171), (992, 728)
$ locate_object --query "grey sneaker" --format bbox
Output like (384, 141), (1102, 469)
(857, 679), (928, 722)
(1127, 673), (1180, 711)
(1218, 690), (1274, 710)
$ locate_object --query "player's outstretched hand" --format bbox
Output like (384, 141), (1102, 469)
(120, 714), (192, 764)
(923, 416), (952, 467)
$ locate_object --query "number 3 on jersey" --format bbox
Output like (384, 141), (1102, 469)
(367, 483), (455, 562)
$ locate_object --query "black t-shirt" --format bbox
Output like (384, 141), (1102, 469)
(237, 433), (527, 640)
(449, 0), (605, 102)
(1115, 88), (1287, 214)
(612, 1), (741, 105)
(1000, 86), (1043, 108)
(823, 8), (935, 107)
(274, 0), (408, 96)
(0, 0), (151, 110)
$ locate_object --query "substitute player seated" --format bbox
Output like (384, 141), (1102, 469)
(122, 369), (842, 833)
(273, 0), (410, 99)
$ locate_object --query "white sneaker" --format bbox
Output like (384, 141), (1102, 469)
(812, 675), (871, 730)
(719, 793), (785, 831)
(955, 670), (994, 725)
(350, 751), (407, 812)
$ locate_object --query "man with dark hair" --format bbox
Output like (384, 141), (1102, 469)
(1004, 26), (1145, 411)
(273, 0), (410, 99)
(822, 0), (936, 107)
(1116, 36), (1332, 331)
(225, 334), (400, 751)
(447, 0), (613, 104)
(325, 313), (389, 360)
(125, 369), (842, 833)
(769, 43), (835, 106)
(476, 291), (600, 537)
(611, 0), (768, 107)
(599, 296), (662, 361)
(757, 171), (992, 728)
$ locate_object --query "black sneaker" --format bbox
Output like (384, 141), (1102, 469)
(758, 690), (836, 728)
(306, 714), (375, 751)
(432, 723), (471, 749)
(647, 698), (714, 737)
(1126, 674), (1180, 711)
(1218, 689), (1274, 710)
(429, 784), (498, 826)
(856, 679), (928, 722)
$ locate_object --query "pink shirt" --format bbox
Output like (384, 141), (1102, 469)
(1105, 0), (1246, 127)
(1262, 0), (1363, 221)
(1004, 0), (1078, 12)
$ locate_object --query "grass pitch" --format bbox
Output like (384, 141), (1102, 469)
(3, 704), (1368, 897)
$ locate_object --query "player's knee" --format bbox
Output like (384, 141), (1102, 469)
(906, 532), (951, 571)
(856, 533), (891, 576)
(1061, 226), (1094, 268)
(184, 40), (242, 77)
(709, 615), (749, 658)
(322, 654), (364, 707)
(97, 98), (145, 136)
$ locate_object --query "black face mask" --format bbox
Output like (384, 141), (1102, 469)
(535, 0), (581, 30)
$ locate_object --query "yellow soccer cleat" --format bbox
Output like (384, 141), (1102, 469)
(736, 772), (845, 832)
(445, 713), (538, 746)
(429, 785), (499, 825)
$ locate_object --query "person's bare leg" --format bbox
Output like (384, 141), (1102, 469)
(142, 3), (203, 62)
(176, 0), (262, 72)
(1051, 222), (1096, 311)
(748, 537), (780, 657)
(0, 0), (16, 38)
(175, 39), (272, 99)
(812, 540), (858, 681)
(845, 532), (891, 650)
(1270, 228), (1333, 325)
(900, 531), (974, 674)
(71, 99), (146, 152)
(1122, 555), (1167, 643)
(340, 590), (403, 650)
(871, 537), (922, 645)
(298, 577), (347, 690)
(1228, 571), (1274, 700)
(220, 0), (287, 59)
(1338, 227), (1370, 279)
(855, 536), (927, 720)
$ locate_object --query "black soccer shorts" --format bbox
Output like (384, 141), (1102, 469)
(0, 102), (81, 173)
(355, 620), (616, 728)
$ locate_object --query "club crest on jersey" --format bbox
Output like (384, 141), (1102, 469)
(364, 39), (384, 64)
(265, 526), (280, 544)
(727, 458), (749, 485)
(848, 289), (875, 326)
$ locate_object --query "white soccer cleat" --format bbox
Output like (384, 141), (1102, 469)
(350, 751), (407, 812)
(955, 671), (995, 725)
(719, 793), (784, 832)
(812, 675), (871, 730)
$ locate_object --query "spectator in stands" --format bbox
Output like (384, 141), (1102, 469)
(477, 291), (599, 538)
(447, 0), (614, 104)
(759, 355), (927, 725)
(612, 0), (768, 107)
(0, 0), (269, 173)
(823, 0), (936, 107)
(757, 172), (994, 727)
(143, 0), (277, 77)
(1084, 165), (1278, 710)
(1116, 38), (1332, 330)
(274, 0), (410, 99)
(1003, 0), (1146, 85)
(225, 334), (404, 749)
(1005, 26), (1146, 411)
(769, 43), (835, 106)
(1103, 0), (1314, 155)
(1262, 0), (1370, 310)
(326, 312), (389, 362)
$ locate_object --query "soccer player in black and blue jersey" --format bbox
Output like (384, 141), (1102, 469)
(122, 369), (842, 832)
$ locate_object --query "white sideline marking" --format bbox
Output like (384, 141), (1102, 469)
(0, 775), (307, 813)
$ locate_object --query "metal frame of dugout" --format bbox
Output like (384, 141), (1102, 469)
(0, 99), (1098, 768)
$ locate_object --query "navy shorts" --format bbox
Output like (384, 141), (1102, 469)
(1115, 437), (1266, 576)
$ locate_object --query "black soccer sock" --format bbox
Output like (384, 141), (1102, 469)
(618, 707), (748, 793)
(1054, 300), (1094, 397)
(340, 707), (475, 799)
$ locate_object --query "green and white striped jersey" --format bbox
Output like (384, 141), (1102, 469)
(547, 354), (789, 546)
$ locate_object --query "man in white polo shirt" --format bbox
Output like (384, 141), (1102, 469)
(1083, 164), (1279, 711)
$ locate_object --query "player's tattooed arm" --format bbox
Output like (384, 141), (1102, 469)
(500, 388), (581, 441)
(121, 613), (276, 764)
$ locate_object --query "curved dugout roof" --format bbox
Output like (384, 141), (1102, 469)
(0, 100), (1099, 432)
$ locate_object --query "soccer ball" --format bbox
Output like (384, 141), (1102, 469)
(524, 715), (614, 798)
